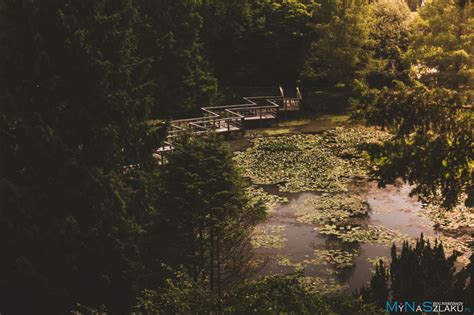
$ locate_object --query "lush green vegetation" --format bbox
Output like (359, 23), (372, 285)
(0, 0), (472, 313)
(361, 235), (473, 310)
(135, 270), (381, 314)
(149, 132), (266, 296)
(352, 0), (473, 208)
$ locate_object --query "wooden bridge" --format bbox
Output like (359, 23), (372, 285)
(155, 86), (302, 160)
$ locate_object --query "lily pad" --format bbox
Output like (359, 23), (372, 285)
(251, 225), (287, 249)
(234, 126), (391, 193)
(296, 194), (369, 225)
(313, 248), (358, 269)
(298, 276), (349, 295)
(318, 224), (409, 246)
(246, 186), (288, 214)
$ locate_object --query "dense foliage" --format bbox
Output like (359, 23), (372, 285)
(136, 271), (381, 314)
(353, 0), (473, 208)
(139, 0), (218, 116)
(362, 235), (473, 310)
(0, 0), (159, 313)
(148, 133), (265, 296)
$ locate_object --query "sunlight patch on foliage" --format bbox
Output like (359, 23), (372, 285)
(234, 126), (391, 193)
(261, 128), (293, 136)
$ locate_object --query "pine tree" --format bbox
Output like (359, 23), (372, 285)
(454, 254), (473, 310)
(389, 235), (460, 301)
(149, 133), (266, 297)
(360, 260), (389, 307)
(365, 235), (466, 307)
(0, 0), (157, 312)
(138, 0), (218, 117)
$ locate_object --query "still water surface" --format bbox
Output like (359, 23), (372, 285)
(254, 182), (439, 292)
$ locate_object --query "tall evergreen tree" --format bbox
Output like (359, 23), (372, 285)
(364, 235), (462, 305)
(199, 0), (320, 87)
(360, 260), (389, 308)
(0, 0), (157, 313)
(139, 0), (218, 117)
(149, 133), (265, 298)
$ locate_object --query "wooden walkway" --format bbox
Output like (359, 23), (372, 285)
(155, 86), (302, 160)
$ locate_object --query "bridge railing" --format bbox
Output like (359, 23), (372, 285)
(156, 86), (302, 161)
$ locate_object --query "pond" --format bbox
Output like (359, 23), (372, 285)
(231, 116), (473, 295)
(252, 182), (437, 293)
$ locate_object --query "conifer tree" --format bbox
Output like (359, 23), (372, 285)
(365, 0), (412, 88)
(138, 0), (218, 117)
(364, 235), (470, 309)
(0, 0), (157, 312)
(149, 133), (266, 297)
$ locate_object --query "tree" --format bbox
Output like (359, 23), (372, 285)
(135, 267), (214, 314)
(223, 273), (334, 314)
(149, 133), (266, 298)
(200, 0), (320, 86)
(199, 0), (256, 85)
(136, 271), (382, 314)
(139, 0), (218, 117)
(364, 235), (463, 305)
(355, 82), (473, 207)
(360, 260), (389, 308)
(454, 253), (474, 310)
(0, 0), (158, 313)
(409, 0), (474, 94)
(365, 0), (412, 88)
(352, 0), (473, 208)
(300, 0), (374, 88)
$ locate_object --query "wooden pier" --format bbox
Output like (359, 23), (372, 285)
(155, 86), (302, 161)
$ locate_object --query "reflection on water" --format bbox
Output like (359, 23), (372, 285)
(368, 184), (437, 238)
(253, 181), (441, 292)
